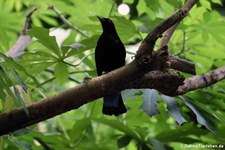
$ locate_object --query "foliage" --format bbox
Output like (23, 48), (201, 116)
(0, 0), (225, 149)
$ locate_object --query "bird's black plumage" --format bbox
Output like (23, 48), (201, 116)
(95, 16), (127, 116)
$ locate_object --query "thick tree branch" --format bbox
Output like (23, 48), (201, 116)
(1, 59), (225, 136)
(168, 55), (195, 75)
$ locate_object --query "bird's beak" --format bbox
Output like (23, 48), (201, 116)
(97, 16), (105, 22)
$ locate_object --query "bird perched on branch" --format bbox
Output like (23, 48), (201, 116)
(95, 16), (127, 116)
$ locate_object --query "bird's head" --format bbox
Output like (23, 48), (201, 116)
(97, 16), (117, 34)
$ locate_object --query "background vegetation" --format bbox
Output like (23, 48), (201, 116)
(0, 0), (225, 149)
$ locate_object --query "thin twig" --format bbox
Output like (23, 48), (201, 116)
(21, 7), (37, 35)
(48, 5), (90, 38)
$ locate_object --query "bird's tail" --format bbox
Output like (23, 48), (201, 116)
(102, 92), (127, 116)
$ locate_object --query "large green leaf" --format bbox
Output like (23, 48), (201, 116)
(20, 51), (56, 74)
(54, 61), (69, 84)
(155, 123), (207, 143)
(95, 117), (139, 140)
(0, 67), (29, 115)
(64, 35), (99, 58)
(27, 26), (60, 57)
(69, 118), (91, 143)
(180, 96), (215, 131)
(0, 52), (39, 86)
(10, 136), (32, 150)
(112, 16), (139, 43)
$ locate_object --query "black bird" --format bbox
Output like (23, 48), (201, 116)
(95, 16), (127, 116)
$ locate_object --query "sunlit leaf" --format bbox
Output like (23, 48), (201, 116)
(200, 0), (211, 10)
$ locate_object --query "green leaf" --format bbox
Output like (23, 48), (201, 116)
(2, 67), (29, 116)
(0, 67), (14, 95)
(19, 131), (67, 149)
(180, 96), (215, 132)
(141, 144), (151, 150)
(54, 62), (69, 84)
(69, 118), (91, 143)
(39, 14), (58, 26)
(65, 35), (99, 57)
(10, 68), (27, 92)
(95, 118), (139, 140)
(80, 35), (99, 50)
(0, 71), (7, 99)
(155, 123), (207, 143)
(0, 67), (29, 115)
(63, 43), (85, 56)
(27, 26), (60, 57)
(144, 0), (160, 11)
(124, 108), (150, 128)
(140, 89), (159, 116)
(211, 0), (222, 5)
(13, 86), (29, 116)
(10, 136), (32, 150)
(122, 89), (140, 99)
(20, 51), (56, 74)
(112, 16), (139, 43)
(117, 135), (132, 148)
(200, 0), (211, 10)
(202, 28), (209, 41)
(161, 95), (187, 125)
(150, 139), (166, 150)
(0, 52), (39, 86)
